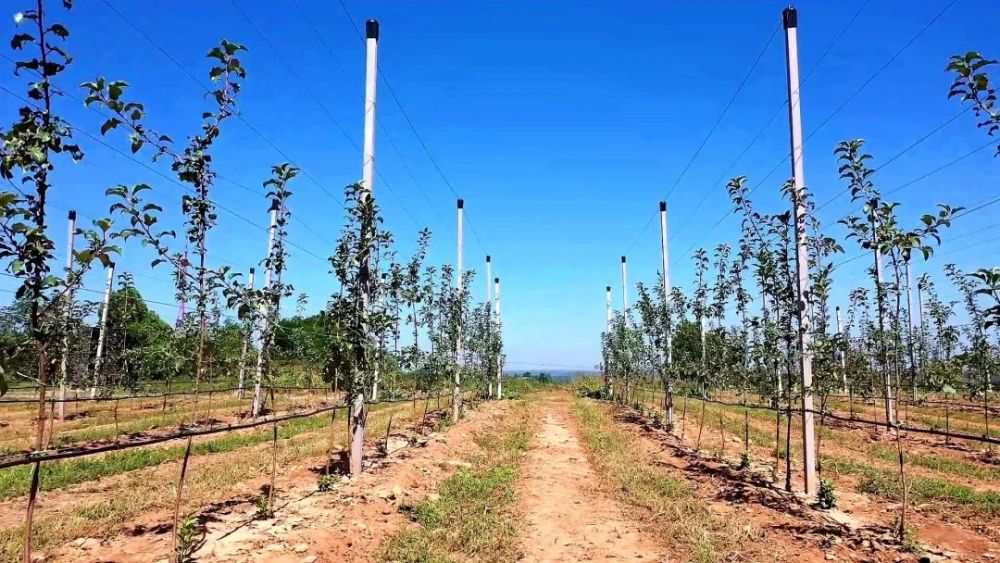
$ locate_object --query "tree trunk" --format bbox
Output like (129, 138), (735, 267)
(696, 396), (706, 451)
(451, 364), (461, 422)
(895, 424), (908, 542)
(348, 392), (367, 476)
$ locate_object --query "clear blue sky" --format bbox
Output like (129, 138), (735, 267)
(2, 0), (999, 371)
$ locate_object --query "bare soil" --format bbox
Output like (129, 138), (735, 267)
(47, 400), (507, 562)
(516, 396), (666, 562)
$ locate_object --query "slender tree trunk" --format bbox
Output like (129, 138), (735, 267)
(784, 336), (794, 492)
(680, 395), (688, 439)
(696, 395), (707, 451)
(23, 461), (41, 563)
(172, 437), (193, 561)
(348, 391), (367, 476)
(895, 424), (908, 542)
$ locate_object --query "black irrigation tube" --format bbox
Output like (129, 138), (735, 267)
(822, 393), (1000, 412)
(0, 385), (333, 405)
(0, 389), (457, 471)
(629, 386), (1000, 447)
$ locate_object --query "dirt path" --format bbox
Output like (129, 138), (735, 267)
(517, 396), (665, 562)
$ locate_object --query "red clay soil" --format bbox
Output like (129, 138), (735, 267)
(630, 401), (1000, 562)
(47, 400), (510, 563)
(516, 396), (667, 562)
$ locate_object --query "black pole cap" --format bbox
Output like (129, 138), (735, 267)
(249, 267), (255, 275)
(457, 198), (464, 209)
(366, 19), (379, 40)
(659, 201), (666, 212)
(606, 286), (611, 292)
(68, 210), (77, 221)
(495, 277), (500, 284)
(783, 7), (797, 29)
(621, 255), (626, 263)
(486, 255), (491, 262)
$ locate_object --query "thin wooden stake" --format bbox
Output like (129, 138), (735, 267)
(172, 437), (194, 563)
(23, 461), (41, 563)
(45, 398), (56, 450)
(384, 413), (394, 455)
(58, 210), (77, 422)
(327, 407), (337, 477)
(269, 424), (278, 514)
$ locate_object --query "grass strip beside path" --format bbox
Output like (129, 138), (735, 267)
(572, 397), (765, 563)
(381, 400), (534, 563)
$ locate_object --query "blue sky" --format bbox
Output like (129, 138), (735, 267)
(2, 0), (999, 371)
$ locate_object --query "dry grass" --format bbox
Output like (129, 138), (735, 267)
(572, 397), (764, 563)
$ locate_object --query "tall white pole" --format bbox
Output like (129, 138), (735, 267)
(238, 268), (255, 400)
(659, 202), (671, 363)
(836, 306), (848, 393)
(620, 256), (628, 313)
(362, 19), (379, 192)
(58, 210), (77, 419)
(495, 276), (502, 399)
(782, 6), (818, 496)
(486, 255), (492, 304)
(659, 201), (674, 425)
(605, 284), (614, 397)
(605, 286), (612, 332)
(453, 198), (464, 421)
(90, 262), (115, 398)
(348, 19), (380, 477)
(485, 255), (493, 398)
(252, 204), (279, 418)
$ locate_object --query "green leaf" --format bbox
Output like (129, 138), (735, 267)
(100, 118), (120, 135)
(10, 33), (33, 50)
(47, 23), (69, 38)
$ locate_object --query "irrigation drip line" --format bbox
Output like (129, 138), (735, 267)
(628, 387), (1000, 447)
(0, 403), (341, 469)
(0, 389), (460, 471)
(821, 392), (1000, 411)
(0, 385), (334, 405)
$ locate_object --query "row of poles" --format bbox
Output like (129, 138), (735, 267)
(49, 202), (276, 421)
(45, 17), (507, 432)
(605, 7), (820, 496)
(22, 16), (506, 563)
(363, 22), (505, 420)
